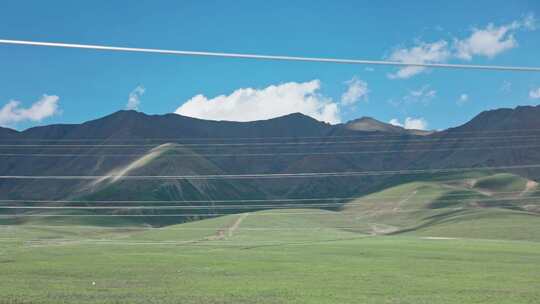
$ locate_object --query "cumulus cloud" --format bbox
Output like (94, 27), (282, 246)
(455, 13), (536, 60)
(126, 85), (145, 110)
(457, 93), (469, 106)
(341, 77), (369, 105)
(0, 95), (60, 127)
(455, 14), (536, 60)
(389, 117), (428, 130)
(530, 87), (540, 99)
(175, 80), (340, 124)
(387, 40), (450, 79)
(387, 13), (536, 79)
(455, 26), (514, 60)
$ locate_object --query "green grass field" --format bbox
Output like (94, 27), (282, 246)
(1, 227), (540, 303)
(1, 173), (539, 303)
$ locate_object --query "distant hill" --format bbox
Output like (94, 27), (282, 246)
(0, 104), (539, 226)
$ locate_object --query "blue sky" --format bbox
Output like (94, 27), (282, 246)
(0, 0), (539, 130)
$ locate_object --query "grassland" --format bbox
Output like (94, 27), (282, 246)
(1, 173), (539, 303)
(1, 226), (540, 304)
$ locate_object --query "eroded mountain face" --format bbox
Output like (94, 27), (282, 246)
(1, 105), (539, 224)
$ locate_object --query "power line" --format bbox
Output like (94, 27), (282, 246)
(5, 129), (540, 143)
(0, 214), (321, 217)
(0, 210), (465, 217)
(8, 206), (537, 218)
(0, 226), (373, 231)
(0, 225), (374, 230)
(0, 190), (531, 204)
(1, 39), (540, 72)
(0, 134), (539, 147)
(0, 144), (538, 158)
(8, 237), (371, 247)
(0, 163), (539, 180)
(1, 196), (536, 209)
(5, 206), (538, 217)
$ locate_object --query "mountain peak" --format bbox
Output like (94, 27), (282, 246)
(268, 112), (319, 122)
(106, 109), (147, 118)
(345, 116), (405, 133)
(344, 116), (433, 136)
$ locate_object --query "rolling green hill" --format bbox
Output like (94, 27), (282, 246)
(473, 173), (529, 193)
(8, 172), (538, 243)
(339, 173), (540, 240)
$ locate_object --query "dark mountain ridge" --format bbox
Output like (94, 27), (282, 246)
(14, 111), (331, 141)
(3, 103), (539, 137)
(1, 104), (538, 225)
(446, 104), (540, 133)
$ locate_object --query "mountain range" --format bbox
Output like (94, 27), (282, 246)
(1, 104), (539, 225)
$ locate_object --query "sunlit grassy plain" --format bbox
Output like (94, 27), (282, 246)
(1, 173), (540, 303)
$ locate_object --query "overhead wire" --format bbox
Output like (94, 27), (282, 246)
(1, 134), (540, 147)
(0, 196), (537, 209)
(5, 128), (540, 143)
(0, 190), (532, 204)
(0, 143), (539, 158)
(2, 39), (540, 72)
(0, 163), (539, 180)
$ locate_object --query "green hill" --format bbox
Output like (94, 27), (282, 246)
(473, 173), (529, 193)
(4, 172), (539, 243)
(91, 172), (540, 243)
(339, 173), (540, 241)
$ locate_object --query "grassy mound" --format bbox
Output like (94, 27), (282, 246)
(473, 173), (529, 193)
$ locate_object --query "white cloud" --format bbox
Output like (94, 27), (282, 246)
(389, 117), (428, 130)
(406, 118), (428, 130)
(126, 85), (145, 110)
(454, 24), (517, 60)
(0, 95), (60, 127)
(341, 77), (369, 105)
(457, 93), (469, 106)
(389, 119), (402, 127)
(387, 13), (536, 79)
(387, 40), (450, 79)
(454, 14), (536, 60)
(530, 87), (540, 99)
(175, 80), (340, 124)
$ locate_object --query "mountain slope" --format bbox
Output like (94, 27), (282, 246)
(339, 172), (540, 241)
(344, 116), (432, 135)
(0, 126), (18, 139)
(0, 105), (539, 227)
